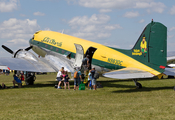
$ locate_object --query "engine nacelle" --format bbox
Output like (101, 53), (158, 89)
(14, 49), (38, 62)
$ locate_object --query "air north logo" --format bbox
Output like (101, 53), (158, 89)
(132, 34), (147, 56)
(41, 37), (62, 47)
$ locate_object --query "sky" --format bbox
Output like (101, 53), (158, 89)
(0, 0), (175, 57)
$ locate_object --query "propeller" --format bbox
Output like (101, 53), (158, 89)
(25, 46), (33, 51)
(2, 45), (14, 54)
(2, 45), (33, 57)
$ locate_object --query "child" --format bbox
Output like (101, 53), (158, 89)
(88, 70), (92, 90)
(64, 71), (70, 90)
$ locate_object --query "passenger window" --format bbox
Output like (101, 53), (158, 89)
(62, 50), (65, 54)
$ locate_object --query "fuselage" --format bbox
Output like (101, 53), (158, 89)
(29, 31), (161, 75)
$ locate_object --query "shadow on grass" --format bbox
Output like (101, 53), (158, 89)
(111, 86), (174, 93)
(10, 78), (175, 92)
(98, 79), (175, 93)
(21, 80), (75, 89)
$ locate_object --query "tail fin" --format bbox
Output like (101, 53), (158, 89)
(132, 20), (167, 69)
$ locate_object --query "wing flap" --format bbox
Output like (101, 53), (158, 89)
(103, 67), (154, 79)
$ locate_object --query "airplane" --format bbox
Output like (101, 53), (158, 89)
(0, 20), (174, 89)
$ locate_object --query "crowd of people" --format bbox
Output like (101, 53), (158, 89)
(56, 67), (98, 90)
(0, 69), (11, 75)
(0, 71), (25, 89)
(56, 55), (99, 90)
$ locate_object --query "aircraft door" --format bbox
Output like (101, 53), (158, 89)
(84, 47), (97, 70)
(73, 44), (84, 68)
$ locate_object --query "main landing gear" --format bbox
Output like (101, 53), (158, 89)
(133, 79), (142, 89)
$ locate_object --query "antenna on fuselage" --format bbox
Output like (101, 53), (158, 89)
(61, 29), (64, 34)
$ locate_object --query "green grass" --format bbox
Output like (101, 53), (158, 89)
(0, 73), (175, 120)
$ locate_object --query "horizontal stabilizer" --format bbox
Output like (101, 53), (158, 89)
(167, 64), (175, 67)
(103, 67), (154, 79)
(167, 51), (175, 63)
(163, 68), (175, 76)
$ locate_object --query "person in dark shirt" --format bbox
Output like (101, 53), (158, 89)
(64, 71), (70, 90)
(74, 67), (82, 90)
(82, 55), (90, 76)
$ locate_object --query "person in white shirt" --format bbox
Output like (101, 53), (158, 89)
(57, 67), (64, 89)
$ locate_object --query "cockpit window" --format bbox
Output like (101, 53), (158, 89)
(32, 35), (34, 39)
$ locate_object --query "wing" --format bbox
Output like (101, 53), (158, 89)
(0, 57), (56, 72)
(42, 54), (74, 72)
(0, 43), (85, 73)
(103, 67), (154, 79)
(0, 50), (75, 73)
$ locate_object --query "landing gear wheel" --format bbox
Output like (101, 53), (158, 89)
(174, 86), (175, 91)
(133, 79), (142, 89)
(136, 82), (142, 89)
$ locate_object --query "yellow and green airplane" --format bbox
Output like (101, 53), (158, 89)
(0, 20), (172, 88)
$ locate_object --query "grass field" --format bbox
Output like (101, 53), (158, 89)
(0, 73), (175, 120)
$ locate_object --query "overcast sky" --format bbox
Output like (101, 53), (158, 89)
(0, 0), (175, 57)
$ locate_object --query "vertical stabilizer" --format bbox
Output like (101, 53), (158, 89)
(132, 20), (167, 70)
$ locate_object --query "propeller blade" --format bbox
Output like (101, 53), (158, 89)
(25, 46), (33, 51)
(2, 45), (14, 54)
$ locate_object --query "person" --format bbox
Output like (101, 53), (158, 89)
(3, 69), (5, 75)
(13, 74), (22, 88)
(0, 69), (2, 75)
(57, 67), (64, 89)
(82, 55), (90, 76)
(6, 70), (10, 75)
(74, 67), (82, 90)
(20, 73), (24, 81)
(63, 71), (70, 90)
(62, 70), (66, 81)
(2, 83), (7, 89)
(91, 67), (97, 90)
(88, 70), (92, 90)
